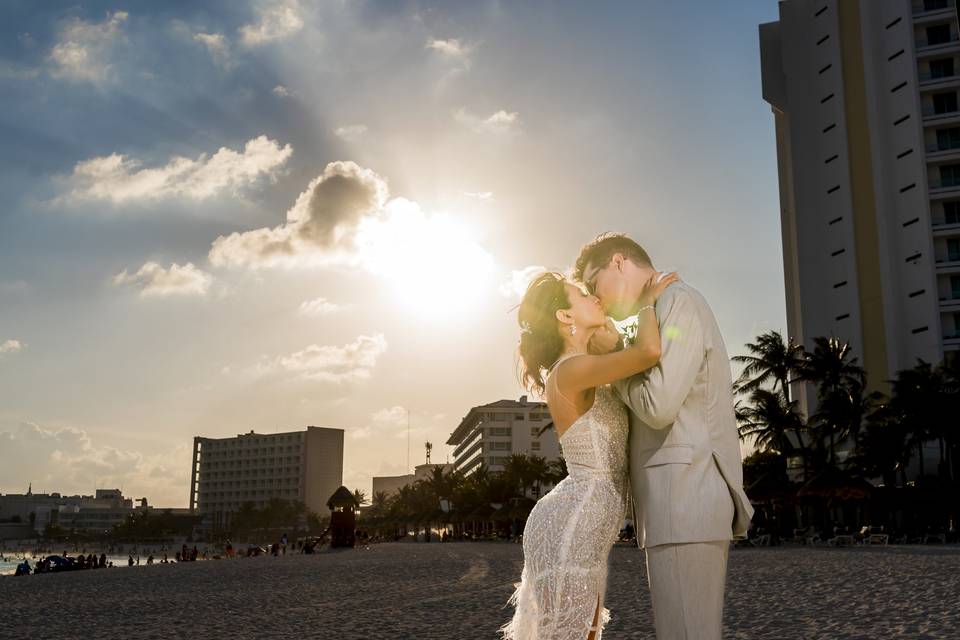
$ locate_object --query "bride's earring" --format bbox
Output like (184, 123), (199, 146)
(570, 324), (577, 336)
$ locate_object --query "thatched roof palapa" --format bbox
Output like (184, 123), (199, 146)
(796, 467), (874, 501)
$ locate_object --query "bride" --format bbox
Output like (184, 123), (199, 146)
(501, 269), (677, 639)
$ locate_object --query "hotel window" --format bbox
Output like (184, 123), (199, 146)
(530, 427), (540, 437)
(926, 24), (953, 47)
(937, 127), (960, 150)
(934, 92), (958, 115)
(926, 0), (949, 11)
(514, 413), (525, 420)
(930, 57), (955, 79)
(951, 276), (960, 299)
(949, 239), (960, 261)
(531, 441), (541, 451)
(941, 164), (960, 187)
(945, 201), (960, 224)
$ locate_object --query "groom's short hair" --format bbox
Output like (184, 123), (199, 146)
(573, 232), (653, 282)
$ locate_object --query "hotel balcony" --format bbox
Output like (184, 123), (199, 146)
(934, 253), (960, 272)
(926, 141), (960, 161)
(932, 217), (960, 235)
(922, 105), (960, 123)
(939, 293), (960, 309)
(916, 33), (960, 57)
(913, 0), (957, 23)
(928, 177), (960, 197)
(919, 71), (960, 91)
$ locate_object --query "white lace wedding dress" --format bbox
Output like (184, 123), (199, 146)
(500, 376), (629, 639)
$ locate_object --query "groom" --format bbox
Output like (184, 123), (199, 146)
(576, 233), (753, 640)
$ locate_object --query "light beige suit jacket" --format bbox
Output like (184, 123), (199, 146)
(613, 281), (753, 548)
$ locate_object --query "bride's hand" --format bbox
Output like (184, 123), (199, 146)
(638, 271), (679, 308)
(588, 317), (622, 355)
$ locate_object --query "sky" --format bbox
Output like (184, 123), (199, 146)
(0, 0), (786, 507)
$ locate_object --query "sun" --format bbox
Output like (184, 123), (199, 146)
(354, 199), (496, 321)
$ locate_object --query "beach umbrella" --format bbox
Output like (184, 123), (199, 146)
(746, 472), (796, 504)
(491, 504), (513, 522)
(796, 466), (874, 501)
(466, 504), (495, 522)
(508, 498), (537, 520)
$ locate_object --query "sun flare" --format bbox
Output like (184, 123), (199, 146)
(355, 199), (495, 321)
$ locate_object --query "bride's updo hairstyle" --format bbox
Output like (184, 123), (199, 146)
(517, 271), (571, 395)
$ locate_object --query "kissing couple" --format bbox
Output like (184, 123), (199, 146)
(500, 233), (754, 640)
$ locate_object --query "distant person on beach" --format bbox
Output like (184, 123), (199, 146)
(128, 555), (134, 567)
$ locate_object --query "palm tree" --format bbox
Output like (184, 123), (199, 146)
(848, 402), (910, 488)
(352, 489), (367, 509)
(371, 490), (390, 513)
(889, 360), (949, 481)
(526, 455), (551, 498)
(735, 388), (805, 456)
(504, 454), (535, 497)
(797, 336), (866, 466)
(811, 377), (885, 466)
(546, 458), (568, 486)
(732, 330), (805, 398)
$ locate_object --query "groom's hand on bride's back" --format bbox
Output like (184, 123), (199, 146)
(588, 318), (623, 355)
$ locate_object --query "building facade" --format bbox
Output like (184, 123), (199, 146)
(0, 487), (189, 537)
(372, 463), (455, 498)
(446, 396), (560, 477)
(760, 0), (960, 418)
(189, 426), (344, 530)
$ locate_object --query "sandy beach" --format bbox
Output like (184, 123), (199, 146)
(2, 542), (959, 639)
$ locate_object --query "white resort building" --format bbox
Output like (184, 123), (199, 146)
(189, 426), (344, 530)
(760, 0), (960, 419)
(446, 396), (560, 479)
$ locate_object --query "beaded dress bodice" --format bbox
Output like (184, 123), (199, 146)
(558, 384), (629, 485)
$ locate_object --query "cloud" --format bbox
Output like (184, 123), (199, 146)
(333, 124), (368, 141)
(49, 11), (127, 84)
(194, 32), (231, 68)
(0, 421), (190, 507)
(272, 84), (294, 97)
(372, 406), (407, 426)
(240, 0), (304, 46)
(207, 162), (496, 315)
(63, 135), (292, 204)
(463, 191), (494, 201)
(426, 38), (475, 91)
(246, 334), (388, 383)
(0, 340), (24, 357)
(347, 405), (407, 441)
(209, 160), (388, 268)
(113, 262), (213, 297)
(299, 297), (348, 317)
(426, 38), (471, 58)
(500, 265), (546, 298)
(455, 108), (522, 136)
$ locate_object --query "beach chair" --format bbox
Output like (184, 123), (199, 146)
(865, 533), (888, 546)
(749, 533), (771, 547)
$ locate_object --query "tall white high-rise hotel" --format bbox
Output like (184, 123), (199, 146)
(761, 0), (960, 412)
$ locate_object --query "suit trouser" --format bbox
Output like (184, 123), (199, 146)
(644, 540), (729, 640)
